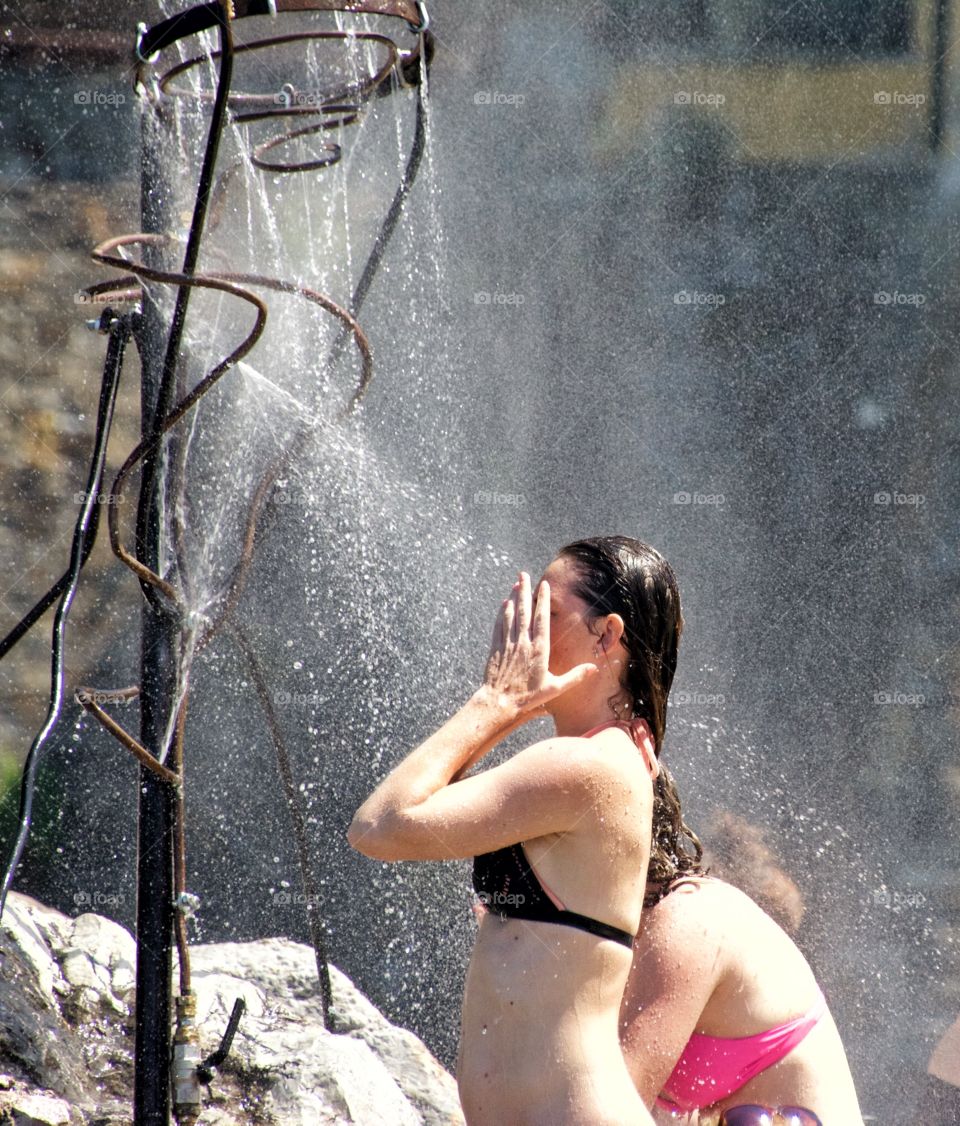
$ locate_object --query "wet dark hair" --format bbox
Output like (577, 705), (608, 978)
(558, 535), (704, 905)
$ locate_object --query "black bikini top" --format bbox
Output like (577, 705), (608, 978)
(471, 718), (659, 950)
(472, 840), (635, 947)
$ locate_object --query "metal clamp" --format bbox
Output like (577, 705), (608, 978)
(407, 0), (429, 35)
(176, 891), (201, 919)
(135, 21), (157, 64)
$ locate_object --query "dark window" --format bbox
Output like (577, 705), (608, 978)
(598, 0), (709, 46)
(753, 0), (911, 55)
(595, 0), (911, 58)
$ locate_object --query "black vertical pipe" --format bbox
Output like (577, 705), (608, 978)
(133, 627), (178, 1126)
(133, 13), (233, 1120)
(134, 11), (233, 575)
(133, 95), (177, 1126)
(931, 0), (950, 151)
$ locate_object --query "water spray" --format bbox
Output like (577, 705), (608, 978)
(0, 2), (432, 1122)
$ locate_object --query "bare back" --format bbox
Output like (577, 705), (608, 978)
(621, 878), (864, 1125)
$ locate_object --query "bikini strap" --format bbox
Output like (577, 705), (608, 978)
(556, 910), (635, 948)
(503, 903), (634, 948)
(582, 718), (660, 780)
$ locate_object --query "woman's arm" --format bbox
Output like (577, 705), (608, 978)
(348, 723), (619, 860)
(347, 685), (519, 852)
(620, 886), (724, 1106)
(348, 571), (601, 860)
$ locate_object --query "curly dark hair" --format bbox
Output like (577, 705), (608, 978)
(558, 535), (704, 905)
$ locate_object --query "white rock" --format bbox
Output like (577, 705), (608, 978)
(0, 1090), (72, 1125)
(190, 940), (463, 1124)
(0, 895), (63, 1001)
(69, 912), (135, 970)
(60, 950), (98, 991)
(0, 892), (464, 1125)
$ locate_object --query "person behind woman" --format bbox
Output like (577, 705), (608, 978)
(619, 800), (865, 1123)
(349, 535), (682, 1125)
(915, 1013), (960, 1121)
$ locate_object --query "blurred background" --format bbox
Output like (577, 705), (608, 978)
(1, 1), (958, 1119)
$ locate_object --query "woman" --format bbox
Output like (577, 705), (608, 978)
(619, 816), (865, 1123)
(348, 535), (682, 1125)
(915, 1013), (960, 1120)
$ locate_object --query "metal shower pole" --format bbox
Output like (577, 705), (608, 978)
(0, 2), (429, 1121)
(133, 96), (178, 1126)
(124, 3), (429, 1118)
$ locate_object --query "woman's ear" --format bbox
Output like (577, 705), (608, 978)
(599, 613), (626, 654)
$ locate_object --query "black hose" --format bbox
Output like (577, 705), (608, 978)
(0, 524), (100, 661)
(230, 625), (335, 1028)
(196, 997), (246, 1082)
(134, 4), (235, 610)
(0, 313), (133, 918)
(325, 76), (429, 380)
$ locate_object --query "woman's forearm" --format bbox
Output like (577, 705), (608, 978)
(347, 687), (521, 848)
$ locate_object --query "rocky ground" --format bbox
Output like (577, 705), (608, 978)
(0, 891), (464, 1125)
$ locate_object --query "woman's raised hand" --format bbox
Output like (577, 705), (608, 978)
(482, 571), (598, 719)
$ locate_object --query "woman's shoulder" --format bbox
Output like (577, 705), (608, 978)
(656, 874), (747, 904)
(577, 721), (659, 781)
(509, 734), (653, 814)
(659, 877), (816, 977)
(631, 879), (730, 993)
(643, 877), (817, 1001)
(544, 727), (655, 791)
(647, 876), (776, 934)
(639, 877), (730, 939)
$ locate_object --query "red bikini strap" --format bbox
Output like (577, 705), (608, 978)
(582, 718), (660, 780)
